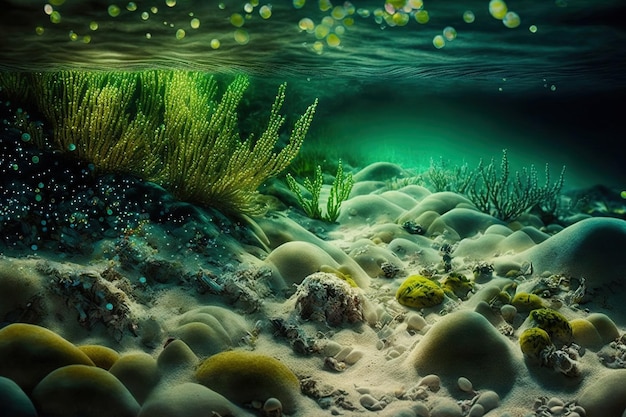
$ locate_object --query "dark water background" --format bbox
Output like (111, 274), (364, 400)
(1, 0), (625, 189)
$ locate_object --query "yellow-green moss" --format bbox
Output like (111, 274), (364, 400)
(569, 318), (603, 349)
(511, 292), (545, 312)
(78, 345), (120, 370)
(519, 327), (553, 360)
(195, 350), (300, 413)
(529, 308), (573, 345)
(396, 275), (445, 309)
(0, 323), (95, 393)
(441, 273), (474, 299)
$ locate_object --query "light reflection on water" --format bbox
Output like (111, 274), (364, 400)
(1, 0), (624, 187)
(1, 1), (624, 93)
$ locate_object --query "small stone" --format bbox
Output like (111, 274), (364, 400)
(407, 313), (428, 331)
(418, 374), (441, 392)
(457, 376), (473, 392)
(345, 349), (364, 365)
(500, 304), (517, 323)
(476, 390), (500, 412)
(359, 393), (384, 411)
(468, 403), (485, 417)
(547, 397), (564, 407)
(263, 397), (282, 417)
(322, 341), (343, 357)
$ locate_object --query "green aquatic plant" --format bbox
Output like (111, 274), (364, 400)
(285, 159), (353, 223)
(33, 71), (161, 177)
(0, 70), (318, 216)
(427, 150), (566, 222)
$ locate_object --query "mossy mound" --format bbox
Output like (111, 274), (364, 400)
(195, 350), (300, 413)
(528, 308), (573, 346)
(396, 275), (445, 309)
(170, 306), (251, 358)
(139, 382), (254, 417)
(0, 323), (95, 393)
(31, 364), (140, 417)
(78, 345), (121, 370)
(109, 352), (160, 404)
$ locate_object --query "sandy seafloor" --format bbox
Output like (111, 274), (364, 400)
(2, 159), (626, 417)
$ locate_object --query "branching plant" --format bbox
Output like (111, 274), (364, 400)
(286, 159), (354, 223)
(427, 150), (566, 222)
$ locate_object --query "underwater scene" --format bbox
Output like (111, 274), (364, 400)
(1, 1), (626, 416)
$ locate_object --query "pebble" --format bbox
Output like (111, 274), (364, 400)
(334, 346), (353, 362)
(322, 341), (343, 357)
(359, 393), (384, 411)
(407, 313), (428, 331)
(476, 390), (500, 412)
(418, 374), (441, 392)
(457, 376), (473, 392)
(500, 304), (517, 323)
(468, 403), (485, 417)
(344, 349), (364, 365)
(547, 397), (564, 407)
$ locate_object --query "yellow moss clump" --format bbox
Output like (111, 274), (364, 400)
(529, 308), (573, 346)
(195, 350), (300, 413)
(511, 292), (545, 312)
(519, 327), (553, 361)
(396, 275), (444, 309)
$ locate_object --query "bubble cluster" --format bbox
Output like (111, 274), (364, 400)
(489, 0), (521, 29)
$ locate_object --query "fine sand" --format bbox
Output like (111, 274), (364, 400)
(1, 161), (626, 417)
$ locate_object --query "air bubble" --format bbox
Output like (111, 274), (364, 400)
(230, 13), (245, 27)
(433, 34), (445, 48)
(443, 26), (457, 41)
(259, 5), (272, 19)
(108, 5), (121, 17)
(234, 29), (250, 45)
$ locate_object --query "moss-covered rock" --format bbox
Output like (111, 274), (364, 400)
(195, 350), (300, 413)
(78, 345), (120, 370)
(528, 308), (573, 346)
(31, 364), (140, 417)
(109, 352), (160, 404)
(519, 327), (553, 361)
(396, 275), (444, 309)
(0, 323), (94, 393)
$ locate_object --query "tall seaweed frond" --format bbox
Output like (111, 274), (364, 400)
(32, 71), (161, 177)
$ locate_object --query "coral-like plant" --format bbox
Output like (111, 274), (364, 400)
(285, 159), (354, 222)
(427, 150), (565, 222)
(468, 149), (566, 222)
(0, 70), (318, 216)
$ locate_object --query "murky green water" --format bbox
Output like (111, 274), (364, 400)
(1, 0), (625, 187)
